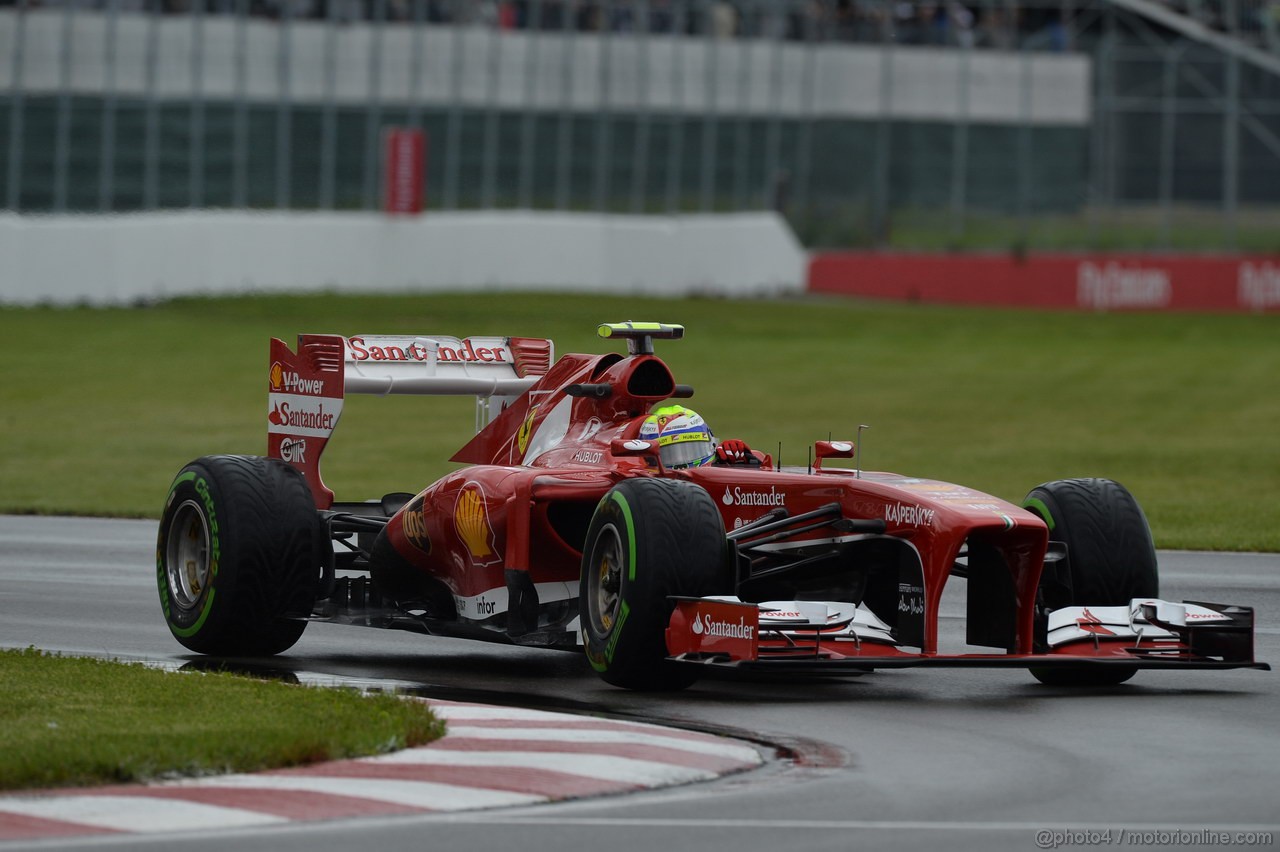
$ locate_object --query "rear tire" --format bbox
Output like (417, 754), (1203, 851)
(580, 478), (730, 691)
(157, 455), (320, 656)
(1022, 478), (1159, 686)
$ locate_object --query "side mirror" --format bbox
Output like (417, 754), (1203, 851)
(813, 440), (855, 471)
(610, 438), (664, 471)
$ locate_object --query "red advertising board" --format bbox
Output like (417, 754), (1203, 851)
(383, 128), (426, 215)
(808, 252), (1280, 313)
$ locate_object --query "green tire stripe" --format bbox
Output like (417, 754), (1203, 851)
(610, 490), (638, 581)
(1022, 497), (1055, 532)
(168, 470), (196, 495)
(162, 469), (214, 638)
(605, 600), (631, 664)
(169, 588), (217, 637)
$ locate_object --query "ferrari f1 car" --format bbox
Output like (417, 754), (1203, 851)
(157, 322), (1268, 690)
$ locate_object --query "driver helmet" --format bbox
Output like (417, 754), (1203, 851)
(638, 405), (716, 469)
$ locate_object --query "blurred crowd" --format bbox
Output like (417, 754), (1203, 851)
(0, 0), (1068, 49)
(5, 0), (1277, 50)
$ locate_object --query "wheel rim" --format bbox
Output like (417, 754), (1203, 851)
(587, 523), (624, 634)
(166, 500), (211, 611)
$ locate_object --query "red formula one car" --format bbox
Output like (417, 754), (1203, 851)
(157, 322), (1268, 690)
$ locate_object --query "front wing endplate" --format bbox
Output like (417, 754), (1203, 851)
(664, 597), (1270, 675)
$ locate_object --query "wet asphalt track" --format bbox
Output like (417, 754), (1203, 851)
(1, 515), (1278, 852)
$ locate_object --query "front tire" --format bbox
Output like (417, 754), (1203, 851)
(580, 478), (730, 691)
(1022, 478), (1159, 686)
(157, 455), (320, 656)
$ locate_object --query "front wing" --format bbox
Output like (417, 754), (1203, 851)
(665, 597), (1270, 675)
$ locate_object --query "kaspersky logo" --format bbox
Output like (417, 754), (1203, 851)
(885, 501), (936, 527)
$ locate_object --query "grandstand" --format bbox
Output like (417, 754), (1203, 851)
(1, 0), (1278, 252)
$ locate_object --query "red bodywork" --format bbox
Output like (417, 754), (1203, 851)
(266, 329), (1264, 674)
(398, 347), (1045, 657)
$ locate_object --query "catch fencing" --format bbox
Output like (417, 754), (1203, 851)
(1, 0), (1278, 251)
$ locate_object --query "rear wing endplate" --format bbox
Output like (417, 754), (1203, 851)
(267, 333), (554, 508)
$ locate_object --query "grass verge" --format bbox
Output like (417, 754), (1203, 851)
(795, 205), (1280, 253)
(0, 292), (1277, 550)
(0, 648), (445, 792)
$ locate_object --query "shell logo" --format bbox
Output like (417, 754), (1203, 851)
(269, 361), (285, 391)
(455, 482), (499, 566)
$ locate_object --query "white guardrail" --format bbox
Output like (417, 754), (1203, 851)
(0, 211), (807, 306)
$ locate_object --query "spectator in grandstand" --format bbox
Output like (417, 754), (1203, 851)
(977, 4), (1017, 48)
(948, 2), (977, 47)
(648, 0), (676, 33)
(710, 0), (736, 37)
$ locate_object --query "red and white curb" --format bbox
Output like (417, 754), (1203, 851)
(0, 699), (763, 842)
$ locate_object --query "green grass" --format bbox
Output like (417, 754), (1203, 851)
(0, 648), (445, 791)
(1, 292), (1277, 551)
(796, 205), (1280, 253)
(895, 207), (1280, 253)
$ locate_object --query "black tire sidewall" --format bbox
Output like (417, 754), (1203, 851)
(1023, 477), (1158, 687)
(581, 478), (728, 691)
(1024, 477), (1159, 606)
(157, 455), (319, 656)
(157, 462), (228, 637)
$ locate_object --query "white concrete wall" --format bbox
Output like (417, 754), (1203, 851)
(0, 10), (1091, 125)
(0, 211), (807, 306)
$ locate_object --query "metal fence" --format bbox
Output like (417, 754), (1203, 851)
(2, 0), (1279, 251)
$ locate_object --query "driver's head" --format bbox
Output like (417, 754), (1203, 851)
(638, 405), (716, 469)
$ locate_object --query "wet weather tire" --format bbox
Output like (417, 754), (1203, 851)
(157, 455), (321, 656)
(1022, 478), (1159, 686)
(581, 478), (730, 691)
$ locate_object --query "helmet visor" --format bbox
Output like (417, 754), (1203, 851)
(660, 436), (715, 469)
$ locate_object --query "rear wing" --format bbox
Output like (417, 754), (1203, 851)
(267, 333), (554, 508)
